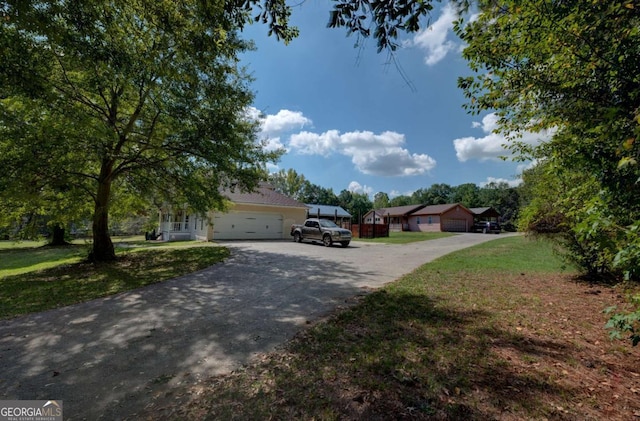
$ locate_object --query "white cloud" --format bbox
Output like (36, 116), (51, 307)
(261, 109), (312, 135)
(480, 177), (523, 188)
(289, 130), (437, 177)
(517, 159), (540, 174)
(261, 136), (286, 152)
(389, 189), (415, 198)
(246, 107), (313, 152)
(348, 181), (374, 195)
(289, 130), (340, 157)
(409, 3), (459, 66)
(453, 113), (552, 162)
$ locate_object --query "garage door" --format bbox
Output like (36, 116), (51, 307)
(213, 211), (283, 240)
(442, 218), (468, 232)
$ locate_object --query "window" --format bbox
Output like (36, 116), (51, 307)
(417, 217), (421, 225)
(427, 216), (433, 224)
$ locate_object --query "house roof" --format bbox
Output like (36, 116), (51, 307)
(222, 182), (308, 208)
(368, 204), (426, 217)
(306, 204), (352, 218)
(410, 203), (473, 216)
(469, 207), (501, 218)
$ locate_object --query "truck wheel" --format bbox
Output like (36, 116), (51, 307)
(293, 232), (302, 243)
(340, 241), (350, 248)
(322, 234), (332, 247)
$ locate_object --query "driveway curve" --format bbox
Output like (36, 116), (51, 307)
(0, 233), (514, 420)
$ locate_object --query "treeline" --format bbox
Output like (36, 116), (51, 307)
(268, 169), (521, 230)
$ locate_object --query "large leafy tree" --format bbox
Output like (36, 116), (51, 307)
(457, 0), (640, 279)
(1, 0), (439, 261)
(0, 1), (289, 261)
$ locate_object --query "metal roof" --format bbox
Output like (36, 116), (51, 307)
(306, 204), (352, 218)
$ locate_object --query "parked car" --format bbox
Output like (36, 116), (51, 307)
(290, 218), (352, 247)
(472, 220), (501, 234)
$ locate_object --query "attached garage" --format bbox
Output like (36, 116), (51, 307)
(159, 183), (308, 242)
(214, 211), (283, 240)
(442, 218), (468, 232)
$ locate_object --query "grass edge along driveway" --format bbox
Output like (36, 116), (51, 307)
(0, 231), (456, 319)
(0, 240), (229, 320)
(145, 236), (640, 421)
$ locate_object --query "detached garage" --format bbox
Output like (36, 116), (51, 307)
(160, 183), (308, 241)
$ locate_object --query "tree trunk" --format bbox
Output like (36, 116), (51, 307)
(90, 165), (116, 262)
(49, 224), (68, 246)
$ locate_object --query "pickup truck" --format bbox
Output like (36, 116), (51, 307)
(290, 218), (352, 247)
(471, 220), (501, 234)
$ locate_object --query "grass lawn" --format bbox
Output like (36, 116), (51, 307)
(149, 236), (640, 421)
(0, 240), (229, 319)
(356, 230), (456, 244)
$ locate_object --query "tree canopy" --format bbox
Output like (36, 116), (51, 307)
(0, 0), (442, 260)
(0, 1), (284, 260)
(457, 1), (640, 281)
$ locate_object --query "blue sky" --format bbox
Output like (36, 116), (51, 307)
(240, 2), (544, 198)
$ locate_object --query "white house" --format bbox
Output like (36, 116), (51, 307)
(159, 183), (308, 241)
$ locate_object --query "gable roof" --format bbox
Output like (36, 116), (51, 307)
(410, 203), (473, 216)
(368, 204), (427, 217)
(306, 204), (352, 218)
(222, 182), (307, 208)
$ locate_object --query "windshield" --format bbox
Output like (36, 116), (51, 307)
(319, 220), (339, 228)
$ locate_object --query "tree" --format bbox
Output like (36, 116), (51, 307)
(373, 192), (390, 209)
(412, 183), (453, 205)
(457, 1), (640, 279)
(388, 194), (413, 207)
(450, 183), (480, 209)
(299, 183), (339, 206)
(0, 1), (283, 261)
(268, 169), (308, 201)
(337, 189), (372, 221)
(1, 0), (440, 261)
(478, 182), (520, 231)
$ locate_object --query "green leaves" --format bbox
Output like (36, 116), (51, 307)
(0, 1), (284, 258)
(328, 0), (439, 52)
(459, 0), (640, 285)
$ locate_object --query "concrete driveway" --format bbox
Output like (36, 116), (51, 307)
(0, 233), (512, 420)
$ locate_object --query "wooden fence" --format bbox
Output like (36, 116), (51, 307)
(351, 223), (389, 239)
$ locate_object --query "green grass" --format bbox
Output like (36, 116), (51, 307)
(0, 236), (211, 278)
(172, 236), (603, 421)
(427, 235), (568, 274)
(356, 230), (455, 244)
(0, 241), (229, 319)
(0, 240), (47, 249)
(0, 245), (88, 277)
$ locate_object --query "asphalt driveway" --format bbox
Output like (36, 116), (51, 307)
(0, 233), (513, 420)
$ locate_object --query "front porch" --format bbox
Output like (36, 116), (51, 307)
(159, 208), (212, 241)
